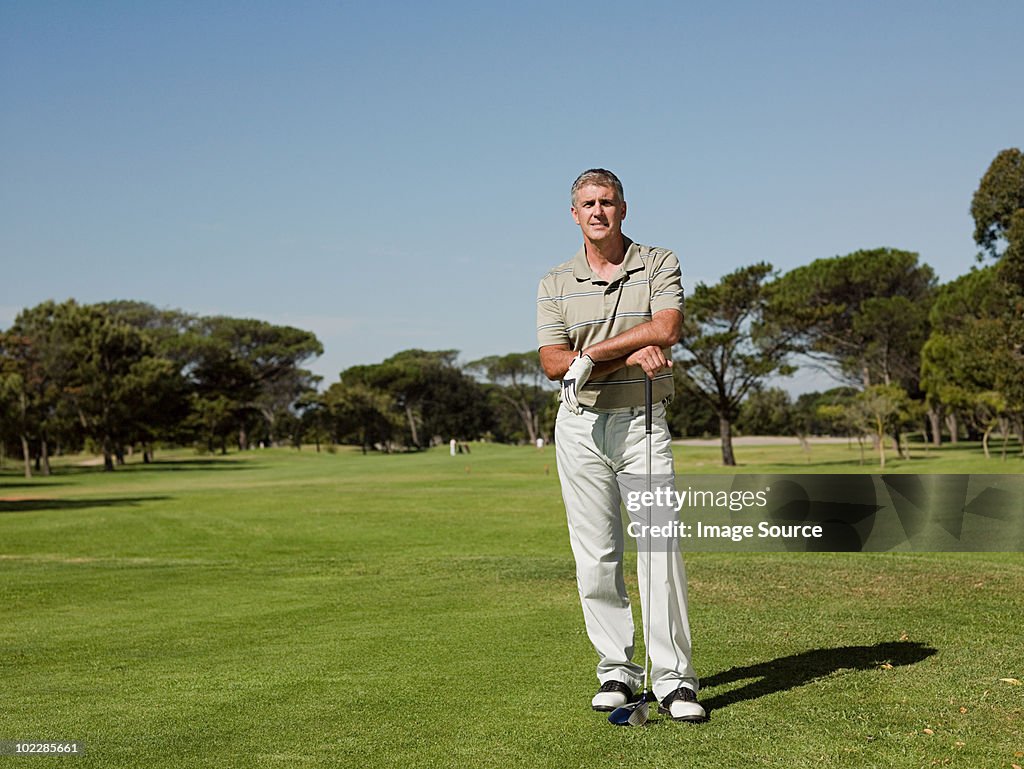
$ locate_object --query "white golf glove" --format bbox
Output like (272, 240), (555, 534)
(561, 352), (595, 415)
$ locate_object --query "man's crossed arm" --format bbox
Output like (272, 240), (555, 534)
(538, 308), (682, 381)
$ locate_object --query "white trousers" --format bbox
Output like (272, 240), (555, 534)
(554, 402), (698, 700)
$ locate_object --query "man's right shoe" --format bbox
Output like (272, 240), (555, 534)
(657, 686), (707, 722)
(591, 680), (637, 712)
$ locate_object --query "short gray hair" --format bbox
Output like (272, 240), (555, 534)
(571, 168), (624, 207)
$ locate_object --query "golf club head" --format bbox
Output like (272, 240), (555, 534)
(627, 700), (650, 726)
(608, 699), (649, 727)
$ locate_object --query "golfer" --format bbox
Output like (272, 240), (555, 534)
(536, 169), (705, 723)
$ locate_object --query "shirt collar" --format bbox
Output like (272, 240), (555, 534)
(572, 236), (642, 283)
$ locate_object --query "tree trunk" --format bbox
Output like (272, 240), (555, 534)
(875, 418), (886, 469)
(892, 429), (909, 460)
(405, 404), (420, 448)
(945, 413), (959, 444)
(982, 425), (992, 459)
(719, 415), (737, 467)
(520, 405), (538, 445)
(40, 437), (51, 476)
(102, 437), (115, 472)
(20, 434), (32, 479)
(927, 408), (942, 447)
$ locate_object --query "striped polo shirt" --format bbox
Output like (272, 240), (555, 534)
(536, 237), (685, 410)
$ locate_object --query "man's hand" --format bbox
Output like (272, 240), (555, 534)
(561, 353), (595, 414)
(626, 345), (672, 378)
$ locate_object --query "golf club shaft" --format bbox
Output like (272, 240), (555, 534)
(643, 375), (652, 699)
(608, 376), (656, 726)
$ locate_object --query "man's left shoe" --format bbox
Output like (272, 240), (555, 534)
(657, 686), (707, 723)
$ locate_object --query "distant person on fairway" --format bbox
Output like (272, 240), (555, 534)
(536, 169), (705, 723)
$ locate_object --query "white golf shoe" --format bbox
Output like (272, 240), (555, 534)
(658, 686), (707, 722)
(591, 680), (637, 712)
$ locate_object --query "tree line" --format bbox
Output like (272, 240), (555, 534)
(672, 148), (1023, 465)
(0, 301), (322, 475)
(2, 149), (1021, 473)
(0, 302), (555, 475)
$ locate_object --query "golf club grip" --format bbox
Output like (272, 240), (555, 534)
(645, 376), (652, 434)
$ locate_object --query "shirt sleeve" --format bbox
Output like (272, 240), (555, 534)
(536, 273), (570, 348)
(648, 248), (685, 316)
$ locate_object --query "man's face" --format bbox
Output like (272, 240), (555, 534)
(571, 183), (626, 243)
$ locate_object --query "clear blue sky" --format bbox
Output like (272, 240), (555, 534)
(3, 1), (1021, 390)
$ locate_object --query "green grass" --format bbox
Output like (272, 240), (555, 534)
(678, 438), (1024, 474)
(1, 444), (1022, 768)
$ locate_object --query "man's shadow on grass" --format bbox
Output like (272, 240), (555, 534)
(700, 641), (936, 715)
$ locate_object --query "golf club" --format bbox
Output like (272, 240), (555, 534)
(608, 374), (654, 727)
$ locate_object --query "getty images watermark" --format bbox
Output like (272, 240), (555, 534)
(618, 474), (1024, 552)
(624, 485), (824, 543)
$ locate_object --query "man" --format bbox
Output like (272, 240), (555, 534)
(536, 169), (705, 723)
